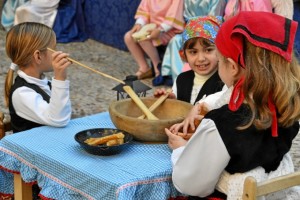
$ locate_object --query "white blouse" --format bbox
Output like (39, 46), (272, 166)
(12, 70), (71, 127)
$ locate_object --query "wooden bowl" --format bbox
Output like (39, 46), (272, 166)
(109, 97), (193, 142)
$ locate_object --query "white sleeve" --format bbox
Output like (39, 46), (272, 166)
(135, 18), (146, 26)
(160, 23), (172, 32)
(198, 85), (228, 110)
(12, 78), (71, 127)
(171, 146), (185, 166)
(171, 118), (230, 197)
(172, 78), (178, 98)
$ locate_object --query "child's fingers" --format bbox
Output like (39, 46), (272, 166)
(52, 51), (68, 60)
(153, 88), (166, 97)
(52, 52), (71, 65)
(59, 60), (72, 69)
(169, 122), (183, 133)
(131, 24), (141, 33)
(165, 128), (173, 136)
(54, 57), (71, 70)
(165, 128), (180, 138)
(168, 93), (176, 99)
(165, 128), (187, 149)
(182, 118), (195, 133)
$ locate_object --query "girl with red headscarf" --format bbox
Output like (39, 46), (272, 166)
(166, 11), (300, 199)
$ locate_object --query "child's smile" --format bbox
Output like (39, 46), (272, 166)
(185, 41), (218, 76)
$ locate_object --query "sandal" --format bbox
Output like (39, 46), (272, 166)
(136, 67), (155, 80)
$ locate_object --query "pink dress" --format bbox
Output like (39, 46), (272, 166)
(224, 0), (273, 20)
(135, 0), (185, 46)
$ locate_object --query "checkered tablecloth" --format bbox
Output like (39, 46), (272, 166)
(0, 112), (181, 200)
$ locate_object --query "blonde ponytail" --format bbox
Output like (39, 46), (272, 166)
(4, 63), (17, 107)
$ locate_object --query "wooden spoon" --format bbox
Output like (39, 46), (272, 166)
(47, 48), (158, 120)
(138, 88), (172, 119)
(123, 86), (158, 120)
(47, 48), (125, 84)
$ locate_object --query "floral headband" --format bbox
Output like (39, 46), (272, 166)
(182, 15), (223, 45)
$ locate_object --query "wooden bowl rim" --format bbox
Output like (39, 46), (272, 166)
(109, 97), (192, 122)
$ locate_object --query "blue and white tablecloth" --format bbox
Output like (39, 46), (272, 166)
(0, 112), (181, 200)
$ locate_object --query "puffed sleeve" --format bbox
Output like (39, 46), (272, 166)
(172, 118), (230, 197)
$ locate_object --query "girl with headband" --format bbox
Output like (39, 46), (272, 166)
(166, 11), (300, 199)
(154, 16), (224, 105)
(159, 0), (227, 86)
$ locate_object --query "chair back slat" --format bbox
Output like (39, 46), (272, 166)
(243, 171), (300, 200)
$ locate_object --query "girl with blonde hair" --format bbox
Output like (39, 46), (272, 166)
(5, 22), (72, 134)
(166, 11), (300, 199)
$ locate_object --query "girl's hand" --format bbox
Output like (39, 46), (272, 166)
(165, 128), (187, 150)
(153, 88), (176, 99)
(131, 24), (141, 33)
(170, 103), (206, 134)
(182, 104), (202, 133)
(148, 28), (161, 40)
(169, 121), (185, 134)
(52, 51), (72, 81)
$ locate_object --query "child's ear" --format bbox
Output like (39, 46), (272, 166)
(33, 50), (42, 64)
(179, 50), (187, 62)
(227, 58), (241, 77)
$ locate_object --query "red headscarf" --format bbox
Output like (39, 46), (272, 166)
(215, 11), (298, 137)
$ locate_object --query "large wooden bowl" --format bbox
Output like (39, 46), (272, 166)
(109, 97), (193, 142)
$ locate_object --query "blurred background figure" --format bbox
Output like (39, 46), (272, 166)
(14, 0), (59, 28)
(225, 0), (293, 21)
(160, 0), (227, 86)
(1, 0), (59, 30)
(1, 0), (28, 30)
(124, 0), (185, 87)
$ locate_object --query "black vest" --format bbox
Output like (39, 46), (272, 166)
(205, 104), (299, 173)
(176, 70), (224, 105)
(9, 76), (51, 133)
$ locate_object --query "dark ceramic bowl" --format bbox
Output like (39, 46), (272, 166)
(74, 128), (133, 156)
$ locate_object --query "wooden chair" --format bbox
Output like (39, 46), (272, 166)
(0, 111), (11, 139)
(242, 171), (300, 200)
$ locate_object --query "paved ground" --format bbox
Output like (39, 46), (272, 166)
(0, 28), (299, 171)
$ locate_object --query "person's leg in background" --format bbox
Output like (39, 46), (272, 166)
(139, 39), (161, 77)
(124, 30), (155, 79)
